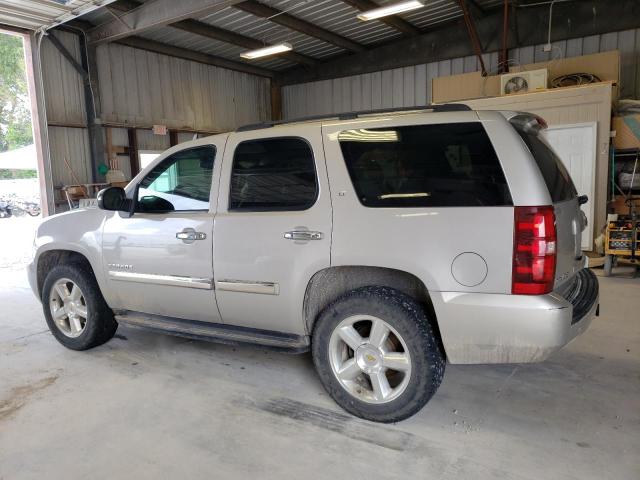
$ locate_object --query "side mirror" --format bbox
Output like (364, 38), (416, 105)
(97, 187), (127, 211)
(578, 194), (588, 205)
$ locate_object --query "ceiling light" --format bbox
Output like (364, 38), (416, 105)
(338, 129), (400, 142)
(357, 0), (426, 21)
(240, 42), (293, 60)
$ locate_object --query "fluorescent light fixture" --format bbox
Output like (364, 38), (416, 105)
(240, 42), (293, 60)
(379, 193), (430, 200)
(357, 0), (426, 21)
(338, 129), (400, 142)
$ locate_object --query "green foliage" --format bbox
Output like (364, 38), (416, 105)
(0, 33), (33, 153)
(0, 169), (37, 179)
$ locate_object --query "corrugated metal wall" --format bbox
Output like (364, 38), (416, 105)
(95, 43), (271, 132)
(39, 31), (271, 208)
(283, 28), (640, 118)
(40, 31), (92, 191)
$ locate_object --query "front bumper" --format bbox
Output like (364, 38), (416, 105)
(27, 259), (39, 300)
(433, 268), (599, 364)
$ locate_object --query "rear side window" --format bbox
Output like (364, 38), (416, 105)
(516, 129), (577, 202)
(338, 123), (512, 208)
(230, 137), (317, 211)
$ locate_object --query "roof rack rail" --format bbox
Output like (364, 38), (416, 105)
(236, 103), (471, 132)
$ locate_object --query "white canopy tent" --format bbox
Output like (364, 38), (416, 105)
(0, 144), (37, 170)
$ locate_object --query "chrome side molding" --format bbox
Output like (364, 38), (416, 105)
(108, 271), (213, 290)
(215, 279), (280, 295)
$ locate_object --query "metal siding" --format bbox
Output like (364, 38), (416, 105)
(96, 42), (271, 131)
(40, 30), (86, 126)
(136, 129), (171, 152)
(106, 127), (131, 180)
(48, 126), (91, 189)
(283, 28), (640, 118)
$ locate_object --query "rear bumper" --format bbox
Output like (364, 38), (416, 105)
(433, 268), (599, 364)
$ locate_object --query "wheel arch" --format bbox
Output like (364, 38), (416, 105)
(36, 249), (98, 299)
(303, 265), (446, 357)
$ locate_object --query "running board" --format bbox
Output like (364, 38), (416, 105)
(115, 311), (309, 353)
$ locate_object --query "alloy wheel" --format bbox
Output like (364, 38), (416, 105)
(328, 315), (412, 404)
(49, 278), (88, 338)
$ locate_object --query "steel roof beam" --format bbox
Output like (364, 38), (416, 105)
(277, 0), (640, 85)
(171, 19), (318, 66)
(116, 36), (275, 77)
(233, 1), (366, 53)
(67, 19), (275, 78)
(88, 0), (246, 44)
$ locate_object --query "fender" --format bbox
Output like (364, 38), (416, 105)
(33, 208), (111, 303)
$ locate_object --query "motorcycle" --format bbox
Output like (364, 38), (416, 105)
(0, 199), (12, 218)
(16, 200), (41, 217)
(0, 197), (41, 218)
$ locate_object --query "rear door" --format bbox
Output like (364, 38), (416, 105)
(213, 124), (332, 336)
(515, 127), (585, 288)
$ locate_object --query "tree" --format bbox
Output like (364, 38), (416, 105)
(0, 33), (33, 153)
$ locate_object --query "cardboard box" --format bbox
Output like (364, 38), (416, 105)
(432, 50), (620, 103)
(613, 115), (640, 150)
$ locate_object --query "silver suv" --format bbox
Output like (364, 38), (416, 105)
(28, 105), (599, 422)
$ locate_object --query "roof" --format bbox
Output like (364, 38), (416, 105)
(76, 0), (505, 73)
(0, 0), (120, 31)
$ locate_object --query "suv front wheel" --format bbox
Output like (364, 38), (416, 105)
(312, 286), (445, 423)
(42, 263), (118, 350)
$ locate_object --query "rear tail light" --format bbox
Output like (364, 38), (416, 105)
(512, 206), (556, 295)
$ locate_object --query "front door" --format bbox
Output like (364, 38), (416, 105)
(102, 141), (224, 322)
(213, 125), (332, 335)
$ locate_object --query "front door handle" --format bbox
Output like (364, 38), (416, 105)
(284, 230), (323, 241)
(176, 228), (207, 244)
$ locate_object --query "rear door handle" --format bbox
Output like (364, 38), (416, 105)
(176, 228), (207, 244)
(284, 230), (323, 241)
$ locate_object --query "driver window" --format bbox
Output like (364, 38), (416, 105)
(137, 146), (216, 212)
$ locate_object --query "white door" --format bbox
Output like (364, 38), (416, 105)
(213, 125), (332, 336)
(543, 123), (597, 249)
(102, 142), (223, 322)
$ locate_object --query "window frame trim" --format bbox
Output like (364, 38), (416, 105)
(227, 135), (320, 213)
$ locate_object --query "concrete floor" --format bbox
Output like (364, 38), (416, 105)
(0, 217), (638, 479)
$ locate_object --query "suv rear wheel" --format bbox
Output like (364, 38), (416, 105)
(42, 263), (118, 350)
(312, 286), (445, 423)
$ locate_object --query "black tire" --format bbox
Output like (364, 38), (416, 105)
(603, 254), (613, 277)
(42, 263), (118, 350)
(312, 286), (445, 423)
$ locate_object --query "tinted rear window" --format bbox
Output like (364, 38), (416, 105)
(230, 137), (317, 211)
(338, 123), (512, 207)
(516, 129), (577, 203)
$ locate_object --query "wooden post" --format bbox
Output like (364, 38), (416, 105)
(499, 0), (510, 74)
(169, 129), (179, 147)
(271, 82), (282, 121)
(127, 128), (139, 177)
